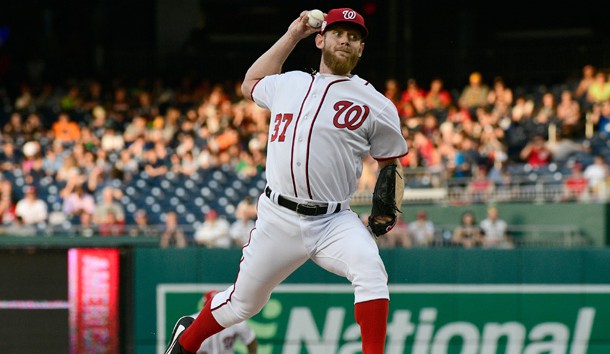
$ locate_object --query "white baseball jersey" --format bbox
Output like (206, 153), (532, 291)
(192, 314), (255, 354)
(252, 71), (408, 202)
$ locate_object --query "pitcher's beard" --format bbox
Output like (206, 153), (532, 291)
(322, 47), (360, 76)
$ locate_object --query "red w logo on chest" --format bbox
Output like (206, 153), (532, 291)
(333, 101), (370, 130)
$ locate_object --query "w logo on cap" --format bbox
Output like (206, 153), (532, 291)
(342, 10), (357, 19)
(321, 8), (368, 37)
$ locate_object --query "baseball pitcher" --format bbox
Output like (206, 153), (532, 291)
(165, 7), (408, 354)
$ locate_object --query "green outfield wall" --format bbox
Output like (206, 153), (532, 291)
(136, 248), (610, 354)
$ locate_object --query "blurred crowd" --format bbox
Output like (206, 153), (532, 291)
(372, 205), (515, 249)
(0, 63), (609, 247)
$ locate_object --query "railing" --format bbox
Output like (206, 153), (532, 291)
(0, 223), (591, 248)
(406, 224), (591, 248)
(352, 165), (609, 206)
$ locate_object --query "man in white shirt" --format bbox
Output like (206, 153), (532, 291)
(15, 186), (48, 226)
(406, 210), (435, 247)
(583, 154), (609, 199)
(229, 198), (257, 247)
(479, 206), (513, 249)
(194, 209), (231, 248)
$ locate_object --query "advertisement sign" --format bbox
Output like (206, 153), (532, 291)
(69, 248), (120, 354)
(157, 284), (610, 354)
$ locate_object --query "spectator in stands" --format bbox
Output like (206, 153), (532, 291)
(488, 159), (510, 185)
(591, 100), (610, 135)
(574, 64), (596, 108)
(532, 92), (558, 136)
(562, 163), (589, 201)
(82, 80), (103, 111)
(234, 150), (259, 178)
(0, 139), (21, 172)
(172, 150), (199, 176)
(128, 209), (158, 237)
(458, 71), (490, 114)
(14, 186), (48, 227)
(100, 126), (125, 152)
(453, 135), (481, 178)
(479, 206), (513, 249)
(466, 165), (494, 203)
(229, 198), (256, 247)
(135, 90), (158, 118)
(478, 122), (506, 169)
(556, 89), (582, 139)
(42, 141), (67, 177)
(89, 105), (109, 137)
(406, 210), (435, 247)
(160, 211), (188, 248)
(147, 115), (167, 143)
(123, 115), (148, 144)
(79, 126), (100, 151)
(175, 132), (200, 158)
(586, 71), (610, 106)
(2, 112), (25, 136)
(399, 78), (426, 119)
(487, 76), (513, 108)
(22, 152), (45, 187)
(93, 186), (125, 235)
(412, 130), (442, 170)
(60, 85), (83, 112)
(61, 177), (96, 226)
(56, 153), (81, 182)
(111, 87), (131, 125)
(424, 77), (452, 112)
(420, 111), (440, 141)
(52, 112), (81, 143)
(378, 217), (410, 248)
(583, 154), (610, 200)
(238, 196), (258, 220)
(163, 106), (181, 142)
(23, 113), (45, 141)
(383, 78), (402, 112)
(97, 210), (125, 236)
(14, 84), (33, 111)
(0, 179), (16, 225)
(452, 210), (482, 248)
(519, 133), (552, 167)
(142, 147), (169, 178)
(511, 94), (535, 120)
(114, 149), (139, 183)
(194, 209), (231, 248)
(546, 130), (589, 163)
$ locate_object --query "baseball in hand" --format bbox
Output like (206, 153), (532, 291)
(307, 9), (325, 28)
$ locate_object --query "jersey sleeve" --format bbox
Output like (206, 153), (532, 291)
(369, 102), (408, 160)
(251, 74), (280, 110)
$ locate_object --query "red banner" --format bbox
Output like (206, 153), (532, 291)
(69, 248), (119, 354)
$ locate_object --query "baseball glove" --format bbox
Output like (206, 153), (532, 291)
(368, 163), (403, 237)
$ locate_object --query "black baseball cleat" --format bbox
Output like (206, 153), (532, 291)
(164, 316), (195, 354)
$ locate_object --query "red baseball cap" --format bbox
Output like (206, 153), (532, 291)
(321, 8), (368, 38)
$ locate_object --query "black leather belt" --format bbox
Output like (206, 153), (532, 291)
(265, 186), (340, 216)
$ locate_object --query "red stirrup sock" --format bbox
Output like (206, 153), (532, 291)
(355, 298), (389, 354)
(179, 300), (225, 353)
